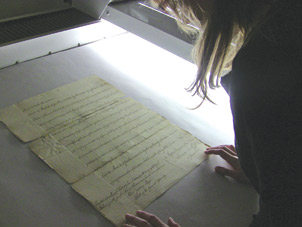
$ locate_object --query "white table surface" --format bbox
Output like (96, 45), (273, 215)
(0, 26), (258, 227)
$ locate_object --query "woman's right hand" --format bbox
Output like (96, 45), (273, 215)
(205, 145), (250, 184)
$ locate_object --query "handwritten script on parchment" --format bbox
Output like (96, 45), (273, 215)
(0, 76), (208, 226)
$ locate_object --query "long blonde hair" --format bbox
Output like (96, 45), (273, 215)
(152, 0), (271, 103)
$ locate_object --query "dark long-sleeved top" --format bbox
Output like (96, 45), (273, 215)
(221, 1), (302, 226)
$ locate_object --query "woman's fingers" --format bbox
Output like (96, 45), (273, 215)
(168, 217), (180, 227)
(205, 147), (238, 167)
(125, 211), (168, 227)
(206, 145), (236, 156)
(224, 145), (237, 155)
(136, 210), (166, 227)
(125, 213), (153, 227)
(124, 211), (180, 227)
(205, 145), (250, 184)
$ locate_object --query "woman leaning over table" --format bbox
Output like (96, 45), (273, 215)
(123, 0), (302, 226)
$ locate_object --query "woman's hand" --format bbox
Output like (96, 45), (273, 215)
(205, 145), (250, 184)
(123, 210), (180, 227)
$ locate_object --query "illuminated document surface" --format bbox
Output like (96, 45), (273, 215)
(0, 21), (258, 226)
(0, 76), (207, 226)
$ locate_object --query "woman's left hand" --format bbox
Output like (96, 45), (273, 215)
(123, 210), (180, 227)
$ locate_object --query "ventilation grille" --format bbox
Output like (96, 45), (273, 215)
(0, 8), (97, 46)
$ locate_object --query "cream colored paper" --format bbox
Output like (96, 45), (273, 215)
(0, 104), (46, 142)
(0, 76), (208, 226)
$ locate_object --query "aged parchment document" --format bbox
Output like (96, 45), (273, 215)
(0, 76), (208, 226)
